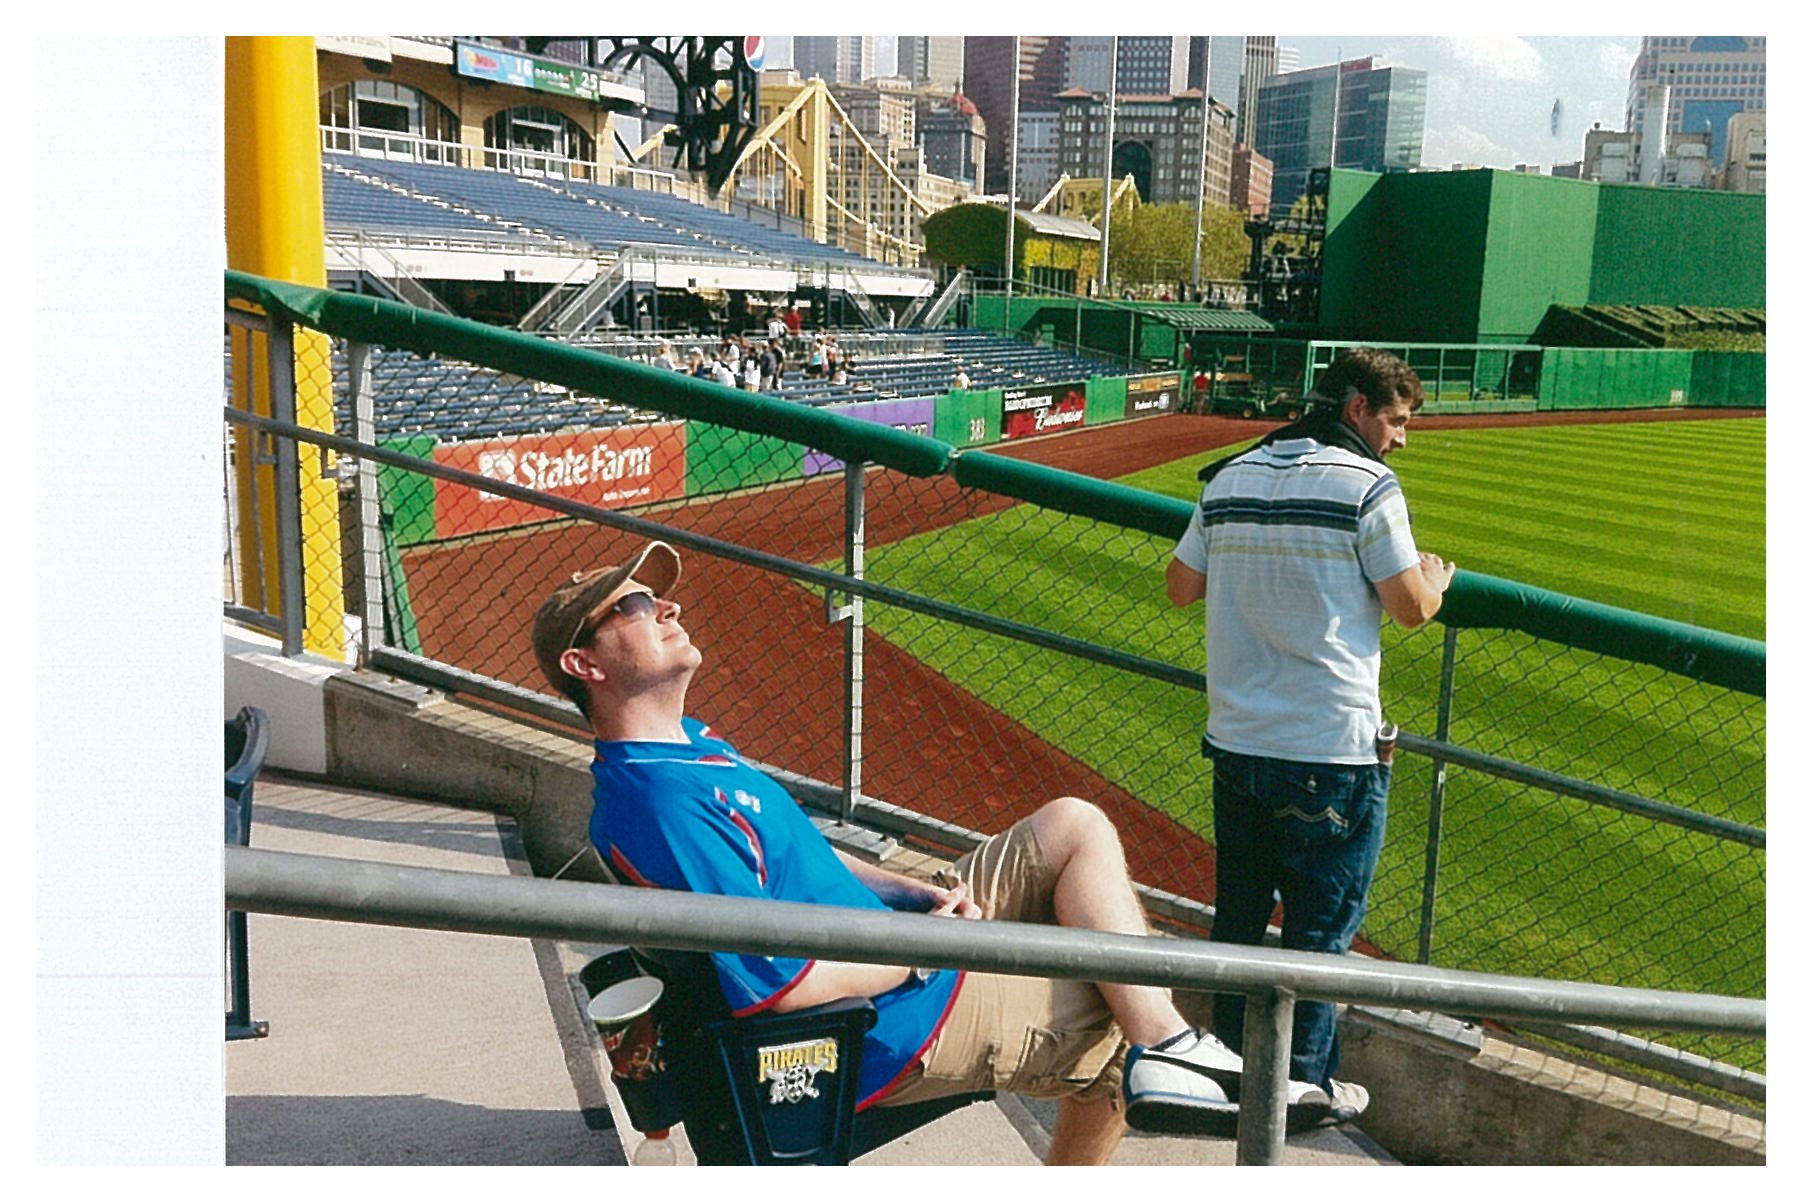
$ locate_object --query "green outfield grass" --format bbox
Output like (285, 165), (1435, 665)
(854, 417), (1764, 1067)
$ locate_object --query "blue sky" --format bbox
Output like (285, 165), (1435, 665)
(762, 35), (1645, 171)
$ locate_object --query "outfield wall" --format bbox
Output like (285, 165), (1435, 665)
(370, 369), (1182, 545)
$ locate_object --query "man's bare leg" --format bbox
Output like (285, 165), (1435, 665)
(1046, 1095), (1127, 1165)
(1027, 797), (1189, 1046)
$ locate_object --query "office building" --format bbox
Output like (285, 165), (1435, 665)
(1056, 88), (1234, 208)
(918, 91), (986, 193)
(897, 36), (964, 91)
(1254, 56), (1427, 212)
(963, 36), (1068, 196)
(792, 35), (875, 85)
(1189, 37), (1244, 120)
(1067, 36), (1191, 95)
(1276, 45), (1300, 74)
(1626, 36), (1766, 169)
(1231, 142), (1273, 217)
(1014, 110), (1062, 206)
(1237, 36), (1278, 150)
(1718, 110), (1766, 192)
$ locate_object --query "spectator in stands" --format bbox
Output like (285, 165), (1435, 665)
(767, 311), (788, 344)
(829, 360), (849, 386)
(951, 365), (972, 390)
(1165, 347), (1455, 1130)
(807, 335), (828, 379)
(651, 342), (679, 371)
(740, 353), (761, 392)
(533, 542), (1329, 1164)
(784, 304), (803, 340)
(687, 350), (708, 378)
(757, 339), (783, 393)
(708, 356), (738, 389)
(720, 338), (742, 368)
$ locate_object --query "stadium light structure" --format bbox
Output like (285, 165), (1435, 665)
(1099, 37), (1118, 297)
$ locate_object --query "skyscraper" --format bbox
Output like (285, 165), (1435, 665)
(1625, 36), (1766, 169)
(963, 36), (1068, 196)
(1237, 36), (1277, 151)
(897, 36), (964, 90)
(791, 35), (875, 85)
(1189, 37), (1245, 127)
(792, 36), (838, 82)
(1255, 56), (1427, 212)
(1115, 36), (1190, 94)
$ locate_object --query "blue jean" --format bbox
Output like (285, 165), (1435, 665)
(1203, 739), (1389, 1090)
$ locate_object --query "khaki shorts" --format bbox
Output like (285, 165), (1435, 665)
(873, 816), (1127, 1109)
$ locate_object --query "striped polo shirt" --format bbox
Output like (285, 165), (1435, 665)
(1173, 437), (1420, 763)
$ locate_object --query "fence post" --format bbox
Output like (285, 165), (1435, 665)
(839, 461), (867, 825)
(1237, 987), (1296, 1165)
(347, 342), (386, 663)
(1417, 625), (1459, 964)
(266, 318), (306, 657)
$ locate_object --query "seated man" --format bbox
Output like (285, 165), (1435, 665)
(532, 542), (1323, 1164)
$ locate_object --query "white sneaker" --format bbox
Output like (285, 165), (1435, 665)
(1288, 1078), (1369, 1130)
(1121, 1032), (1242, 1138)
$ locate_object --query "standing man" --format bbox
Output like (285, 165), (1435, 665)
(1165, 347), (1455, 1127)
(534, 542), (1330, 1163)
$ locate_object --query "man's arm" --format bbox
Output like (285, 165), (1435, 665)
(766, 853), (980, 1013)
(1372, 552), (1456, 629)
(1166, 557), (1207, 607)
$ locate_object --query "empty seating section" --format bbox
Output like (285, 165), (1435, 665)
(329, 332), (1126, 445)
(321, 164), (527, 240)
(323, 154), (879, 266)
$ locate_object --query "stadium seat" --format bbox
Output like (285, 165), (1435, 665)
(580, 946), (991, 1165)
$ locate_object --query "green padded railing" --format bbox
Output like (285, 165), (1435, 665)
(226, 270), (1766, 699)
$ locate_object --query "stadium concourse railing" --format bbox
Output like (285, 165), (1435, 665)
(223, 271), (1766, 1108)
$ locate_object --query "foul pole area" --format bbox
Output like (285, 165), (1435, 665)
(224, 35), (346, 659)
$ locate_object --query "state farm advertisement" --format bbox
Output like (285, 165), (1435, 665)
(1000, 382), (1087, 440)
(434, 423), (687, 537)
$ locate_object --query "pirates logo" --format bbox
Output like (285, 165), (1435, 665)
(756, 1036), (840, 1105)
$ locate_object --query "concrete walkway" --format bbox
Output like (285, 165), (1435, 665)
(226, 774), (1396, 1167)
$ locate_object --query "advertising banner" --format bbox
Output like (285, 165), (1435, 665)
(804, 398), (936, 476)
(1126, 373), (1182, 415)
(455, 41), (636, 104)
(1000, 381), (1088, 441)
(434, 423), (687, 538)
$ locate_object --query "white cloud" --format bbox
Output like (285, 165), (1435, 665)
(1443, 36), (1550, 84)
(1597, 42), (1638, 80)
(1424, 122), (1515, 169)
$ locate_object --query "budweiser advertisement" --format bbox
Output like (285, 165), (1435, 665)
(1127, 373), (1182, 414)
(434, 423), (688, 538)
(1000, 382), (1087, 440)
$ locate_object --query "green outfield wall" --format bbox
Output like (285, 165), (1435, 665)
(1319, 168), (1764, 346)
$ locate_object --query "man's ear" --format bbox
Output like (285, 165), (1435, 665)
(1341, 391), (1370, 423)
(560, 646), (605, 685)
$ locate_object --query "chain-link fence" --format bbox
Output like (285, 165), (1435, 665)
(223, 275), (1765, 1099)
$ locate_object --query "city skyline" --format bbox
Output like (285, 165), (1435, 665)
(761, 35), (1653, 172)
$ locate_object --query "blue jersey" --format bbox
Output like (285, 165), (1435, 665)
(589, 716), (962, 1108)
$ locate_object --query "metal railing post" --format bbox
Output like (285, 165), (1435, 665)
(1237, 987), (1296, 1165)
(838, 462), (867, 824)
(1418, 625), (1459, 964)
(266, 318), (306, 657)
(348, 342), (386, 663)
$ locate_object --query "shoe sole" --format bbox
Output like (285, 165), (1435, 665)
(1124, 1094), (1240, 1139)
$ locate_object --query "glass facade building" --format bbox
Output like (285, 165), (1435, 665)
(1255, 58), (1426, 213)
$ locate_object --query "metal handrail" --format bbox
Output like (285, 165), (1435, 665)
(224, 843), (1765, 1164)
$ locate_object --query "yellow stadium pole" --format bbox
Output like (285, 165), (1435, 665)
(224, 36), (346, 660)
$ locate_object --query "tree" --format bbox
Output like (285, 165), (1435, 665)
(1103, 202), (1251, 296)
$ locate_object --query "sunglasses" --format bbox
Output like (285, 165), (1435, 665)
(574, 590), (660, 646)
